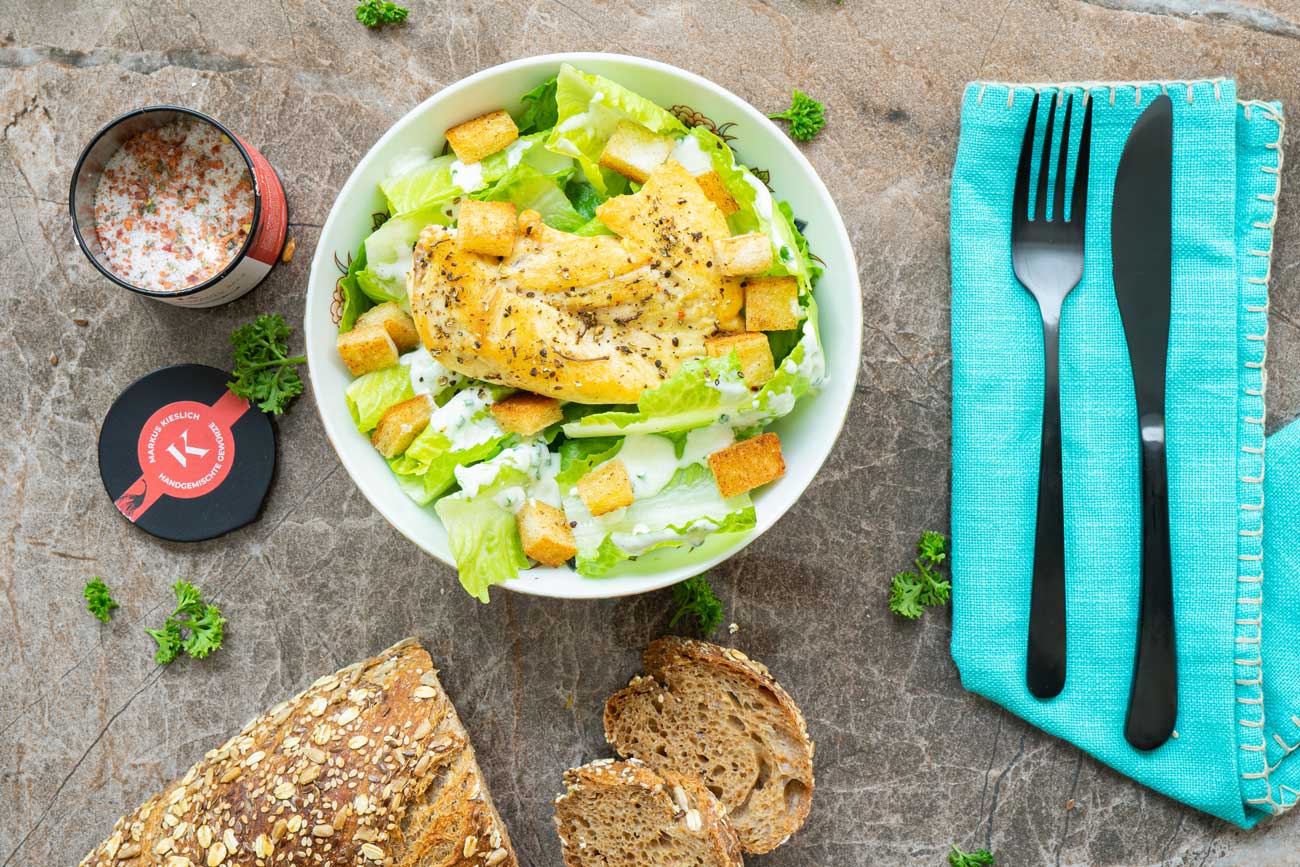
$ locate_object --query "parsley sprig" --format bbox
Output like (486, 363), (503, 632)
(146, 580), (226, 664)
(84, 577), (118, 623)
(889, 531), (950, 620)
(949, 844), (996, 866)
(356, 0), (409, 28)
(669, 574), (723, 634)
(228, 313), (306, 415)
(769, 90), (827, 142)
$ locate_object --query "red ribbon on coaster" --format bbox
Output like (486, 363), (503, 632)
(114, 390), (250, 522)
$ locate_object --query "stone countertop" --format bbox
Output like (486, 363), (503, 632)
(3, 2), (1300, 865)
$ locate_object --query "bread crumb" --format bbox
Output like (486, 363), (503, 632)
(728, 623), (739, 634)
(281, 236), (296, 263)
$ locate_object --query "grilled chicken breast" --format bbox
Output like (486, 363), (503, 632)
(408, 160), (744, 404)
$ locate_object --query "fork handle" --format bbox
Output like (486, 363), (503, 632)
(1027, 313), (1067, 699)
(1124, 415), (1177, 750)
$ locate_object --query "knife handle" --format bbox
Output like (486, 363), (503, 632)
(1027, 316), (1067, 699)
(1124, 414), (1177, 750)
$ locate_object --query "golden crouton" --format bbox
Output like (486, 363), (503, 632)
(708, 432), (785, 499)
(706, 332), (775, 389)
(490, 391), (563, 435)
(598, 120), (675, 183)
(371, 395), (433, 458)
(357, 301), (420, 352)
(457, 200), (518, 258)
(743, 276), (800, 331)
(517, 499), (577, 566)
(445, 109), (519, 164)
(693, 170), (739, 216)
(576, 460), (634, 516)
(337, 324), (399, 376)
(714, 232), (773, 277)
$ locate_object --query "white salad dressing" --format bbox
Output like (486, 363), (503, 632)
(428, 388), (502, 451)
(615, 435), (680, 499)
(401, 347), (464, 397)
(449, 159), (486, 193)
(669, 135), (714, 176)
(611, 518), (720, 557)
(681, 424), (735, 465)
(504, 138), (530, 169)
(454, 440), (560, 507)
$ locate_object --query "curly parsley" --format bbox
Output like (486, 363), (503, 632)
(769, 90), (826, 142)
(889, 531), (950, 620)
(356, 0), (409, 28)
(84, 577), (118, 623)
(949, 844), (996, 867)
(228, 313), (306, 415)
(669, 573), (723, 634)
(145, 580), (226, 665)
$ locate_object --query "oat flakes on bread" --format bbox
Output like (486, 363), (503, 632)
(603, 637), (814, 853)
(78, 638), (517, 867)
(553, 759), (743, 867)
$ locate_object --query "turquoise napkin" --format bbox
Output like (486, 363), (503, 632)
(949, 79), (1292, 827)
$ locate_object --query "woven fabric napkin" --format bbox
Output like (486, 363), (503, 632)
(948, 79), (1292, 827)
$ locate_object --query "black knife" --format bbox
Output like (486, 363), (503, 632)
(1111, 94), (1177, 751)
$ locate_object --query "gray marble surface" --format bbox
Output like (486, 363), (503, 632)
(3, 1), (1300, 865)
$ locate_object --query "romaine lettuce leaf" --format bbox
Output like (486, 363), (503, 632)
(476, 163), (586, 233)
(567, 463), (756, 577)
(547, 64), (685, 195)
(435, 467), (531, 603)
(356, 203), (452, 303)
(728, 301), (827, 433)
(561, 355), (749, 438)
(337, 237), (373, 333)
(388, 431), (505, 506)
(516, 76), (559, 135)
(345, 365), (415, 432)
(380, 154), (457, 215)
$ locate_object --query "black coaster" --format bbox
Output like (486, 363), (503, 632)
(98, 364), (275, 542)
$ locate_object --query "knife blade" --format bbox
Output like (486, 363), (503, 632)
(1111, 94), (1177, 751)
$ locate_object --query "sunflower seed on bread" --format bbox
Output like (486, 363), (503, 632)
(78, 639), (518, 867)
(553, 759), (742, 867)
(602, 637), (814, 853)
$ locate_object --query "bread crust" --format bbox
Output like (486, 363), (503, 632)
(603, 637), (815, 853)
(78, 638), (517, 867)
(553, 759), (742, 867)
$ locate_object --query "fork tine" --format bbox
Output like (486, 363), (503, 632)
(1053, 93), (1073, 223)
(1013, 92), (1040, 227)
(1070, 92), (1094, 225)
(1034, 92), (1058, 222)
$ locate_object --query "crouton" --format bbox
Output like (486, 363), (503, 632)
(577, 460), (634, 516)
(370, 395), (433, 458)
(598, 120), (675, 183)
(356, 301), (420, 352)
(706, 332), (776, 389)
(491, 391), (563, 435)
(743, 276), (800, 331)
(337, 324), (399, 376)
(444, 109), (519, 164)
(708, 432), (785, 499)
(694, 170), (739, 216)
(714, 232), (773, 277)
(457, 200), (518, 258)
(517, 499), (577, 566)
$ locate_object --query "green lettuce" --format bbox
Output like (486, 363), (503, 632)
(435, 467), (531, 603)
(476, 163), (586, 233)
(517, 76), (559, 135)
(546, 63), (685, 195)
(380, 154), (457, 215)
(345, 366), (414, 432)
(337, 237), (374, 332)
(387, 429), (507, 505)
(356, 203), (452, 303)
(569, 464), (756, 577)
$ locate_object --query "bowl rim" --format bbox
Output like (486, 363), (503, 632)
(305, 50), (863, 599)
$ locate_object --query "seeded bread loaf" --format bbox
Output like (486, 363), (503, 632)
(553, 759), (742, 867)
(603, 637), (814, 853)
(78, 638), (517, 867)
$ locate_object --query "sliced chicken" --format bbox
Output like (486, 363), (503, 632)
(408, 160), (744, 405)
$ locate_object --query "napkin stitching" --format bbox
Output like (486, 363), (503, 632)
(973, 79), (1230, 109)
(1235, 98), (1286, 816)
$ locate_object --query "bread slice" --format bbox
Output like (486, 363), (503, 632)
(78, 638), (517, 867)
(553, 759), (742, 867)
(603, 637), (814, 853)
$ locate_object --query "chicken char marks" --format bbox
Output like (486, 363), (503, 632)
(408, 160), (744, 404)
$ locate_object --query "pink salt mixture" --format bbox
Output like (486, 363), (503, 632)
(93, 118), (255, 292)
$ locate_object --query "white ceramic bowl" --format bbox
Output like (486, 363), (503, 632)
(305, 52), (862, 599)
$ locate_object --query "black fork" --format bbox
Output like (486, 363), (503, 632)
(1011, 91), (1093, 699)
